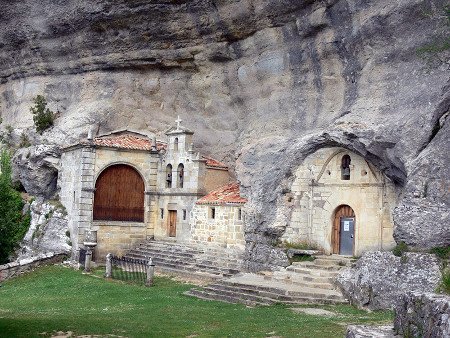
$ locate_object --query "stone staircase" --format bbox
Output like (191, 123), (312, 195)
(185, 255), (354, 306)
(124, 240), (243, 281)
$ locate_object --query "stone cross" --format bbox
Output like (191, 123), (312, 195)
(175, 116), (182, 131)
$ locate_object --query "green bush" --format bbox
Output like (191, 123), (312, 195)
(19, 132), (31, 148)
(0, 149), (31, 264)
(30, 95), (54, 134)
(393, 242), (409, 257)
(430, 246), (450, 261)
(442, 269), (450, 294)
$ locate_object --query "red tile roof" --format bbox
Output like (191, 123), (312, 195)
(94, 134), (166, 151)
(196, 182), (247, 205)
(202, 155), (228, 169)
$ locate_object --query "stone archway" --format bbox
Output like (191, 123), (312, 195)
(93, 164), (145, 222)
(332, 205), (355, 255)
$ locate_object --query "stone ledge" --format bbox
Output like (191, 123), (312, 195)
(345, 325), (399, 338)
(0, 253), (67, 282)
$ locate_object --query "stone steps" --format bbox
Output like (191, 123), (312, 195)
(124, 240), (243, 280)
(185, 276), (347, 306)
(186, 255), (350, 306)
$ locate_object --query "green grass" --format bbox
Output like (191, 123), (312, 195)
(0, 266), (393, 338)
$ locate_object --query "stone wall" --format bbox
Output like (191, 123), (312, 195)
(191, 204), (245, 248)
(283, 147), (397, 255)
(93, 222), (147, 259)
(204, 168), (232, 193)
(0, 253), (66, 282)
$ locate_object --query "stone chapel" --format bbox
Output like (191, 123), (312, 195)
(59, 118), (247, 259)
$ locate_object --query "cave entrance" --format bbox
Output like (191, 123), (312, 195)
(332, 205), (355, 255)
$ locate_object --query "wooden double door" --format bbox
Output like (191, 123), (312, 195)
(93, 164), (145, 222)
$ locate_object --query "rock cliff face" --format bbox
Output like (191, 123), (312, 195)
(1, 0), (449, 268)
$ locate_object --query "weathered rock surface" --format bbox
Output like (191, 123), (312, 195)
(0, 0), (449, 268)
(394, 292), (450, 338)
(12, 144), (60, 199)
(15, 198), (70, 260)
(336, 251), (442, 310)
(345, 325), (398, 338)
(393, 111), (450, 249)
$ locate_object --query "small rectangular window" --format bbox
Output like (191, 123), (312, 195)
(160, 208), (164, 219)
(210, 207), (216, 220)
(183, 209), (187, 220)
(237, 208), (242, 221)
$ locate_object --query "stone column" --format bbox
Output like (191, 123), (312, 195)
(146, 258), (155, 287)
(84, 247), (92, 272)
(105, 253), (112, 278)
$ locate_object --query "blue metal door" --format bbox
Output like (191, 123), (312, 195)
(339, 217), (354, 255)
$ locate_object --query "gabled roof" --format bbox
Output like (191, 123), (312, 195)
(196, 182), (247, 206)
(93, 130), (166, 151)
(202, 155), (228, 170)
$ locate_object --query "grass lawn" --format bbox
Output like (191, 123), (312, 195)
(0, 265), (392, 338)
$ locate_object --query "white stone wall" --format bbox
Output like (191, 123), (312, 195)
(191, 204), (245, 248)
(282, 147), (398, 256)
(59, 146), (94, 256)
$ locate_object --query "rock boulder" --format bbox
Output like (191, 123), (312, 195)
(336, 251), (442, 310)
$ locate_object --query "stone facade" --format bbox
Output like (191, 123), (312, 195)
(59, 122), (233, 260)
(191, 205), (245, 248)
(282, 147), (398, 256)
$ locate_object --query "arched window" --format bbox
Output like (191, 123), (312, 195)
(341, 155), (351, 180)
(174, 138), (179, 152)
(93, 164), (145, 222)
(177, 163), (184, 188)
(166, 164), (173, 188)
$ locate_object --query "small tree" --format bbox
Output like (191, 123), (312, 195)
(30, 95), (54, 134)
(0, 149), (30, 264)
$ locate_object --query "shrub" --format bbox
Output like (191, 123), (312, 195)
(442, 269), (450, 294)
(30, 95), (54, 134)
(0, 149), (31, 264)
(393, 241), (409, 257)
(430, 246), (450, 261)
(19, 132), (31, 148)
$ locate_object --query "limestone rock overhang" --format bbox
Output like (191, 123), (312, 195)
(196, 182), (247, 206)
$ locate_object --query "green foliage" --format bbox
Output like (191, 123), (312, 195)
(429, 246), (450, 261)
(393, 242), (409, 257)
(0, 266), (393, 337)
(441, 269), (450, 294)
(30, 95), (54, 134)
(0, 150), (30, 264)
(0, 125), (14, 146)
(279, 240), (318, 250)
(288, 254), (315, 264)
(19, 132), (31, 148)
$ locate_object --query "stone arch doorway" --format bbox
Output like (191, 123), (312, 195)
(332, 205), (355, 255)
(93, 164), (145, 222)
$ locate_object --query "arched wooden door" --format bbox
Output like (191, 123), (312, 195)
(332, 205), (355, 255)
(93, 164), (145, 222)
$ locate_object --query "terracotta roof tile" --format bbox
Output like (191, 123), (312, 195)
(196, 182), (247, 205)
(202, 155), (228, 169)
(94, 134), (166, 151)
